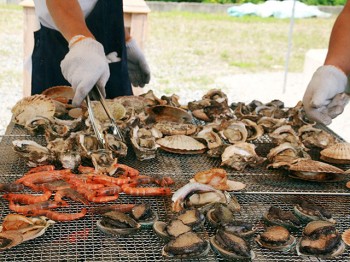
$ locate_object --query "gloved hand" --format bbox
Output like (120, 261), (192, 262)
(61, 36), (110, 106)
(302, 65), (349, 125)
(126, 38), (150, 87)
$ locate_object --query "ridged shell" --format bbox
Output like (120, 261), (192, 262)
(288, 158), (344, 174)
(89, 100), (126, 122)
(41, 86), (74, 103)
(320, 143), (350, 164)
(342, 229), (350, 246)
(147, 105), (192, 123)
(156, 135), (206, 154)
(11, 95), (55, 126)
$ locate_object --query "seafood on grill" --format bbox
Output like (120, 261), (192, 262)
(296, 220), (346, 258)
(162, 232), (210, 259)
(298, 124), (337, 149)
(219, 120), (248, 144)
(242, 118), (264, 141)
(104, 133), (128, 158)
(221, 142), (265, 171)
(156, 135), (206, 154)
(88, 100), (126, 123)
(219, 220), (257, 238)
(294, 200), (335, 223)
(11, 94), (56, 127)
(176, 208), (205, 230)
(0, 231), (23, 251)
(287, 158), (344, 182)
(171, 182), (239, 212)
(189, 99), (232, 122)
(97, 211), (141, 236)
(257, 116), (287, 133)
(255, 225), (296, 252)
(342, 228), (350, 247)
(130, 203), (158, 227)
(269, 125), (303, 147)
(90, 149), (118, 175)
(196, 124), (225, 157)
(320, 142), (350, 164)
(130, 125), (161, 161)
(210, 229), (255, 260)
(206, 203), (235, 227)
(263, 206), (302, 230)
(12, 140), (52, 167)
(267, 142), (310, 169)
(41, 85), (74, 104)
(146, 105), (192, 124)
(154, 122), (197, 136)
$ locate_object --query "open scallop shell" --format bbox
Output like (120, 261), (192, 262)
(156, 135), (206, 154)
(342, 228), (350, 246)
(147, 105), (192, 123)
(41, 86), (74, 104)
(87, 100), (126, 122)
(320, 142), (350, 164)
(288, 158), (344, 174)
(11, 95), (55, 126)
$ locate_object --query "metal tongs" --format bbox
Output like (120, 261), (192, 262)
(85, 86), (125, 148)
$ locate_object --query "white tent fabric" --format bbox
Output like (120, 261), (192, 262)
(227, 0), (331, 19)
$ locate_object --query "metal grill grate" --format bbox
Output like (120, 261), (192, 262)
(0, 123), (350, 261)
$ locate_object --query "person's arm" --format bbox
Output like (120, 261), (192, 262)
(46, 0), (94, 41)
(324, 2), (350, 75)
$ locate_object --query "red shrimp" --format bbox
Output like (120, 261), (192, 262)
(54, 188), (89, 205)
(8, 200), (67, 214)
(65, 175), (105, 190)
(155, 176), (175, 187)
(94, 186), (121, 196)
(78, 165), (96, 174)
(3, 190), (52, 204)
(74, 186), (119, 203)
(31, 208), (87, 222)
(121, 183), (172, 196)
(88, 204), (136, 214)
(39, 180), (72, 191)
(87, 174), (132, 186)
(0, 183), (24, 192)
(25, 165), (55, 174)
(113, 164), (139, 177)
(15, 169), (72, 185)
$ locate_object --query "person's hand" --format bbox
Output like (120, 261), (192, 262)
(302, 65), (349, 125)
(61, 36), (110, 106)
(126, 38), (150, 87)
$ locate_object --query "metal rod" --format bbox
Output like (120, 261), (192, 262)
(85, 94), (105, 148)
(234, 191), (350, 196)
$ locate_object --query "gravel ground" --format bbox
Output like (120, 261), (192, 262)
(0, 8), (349, 141)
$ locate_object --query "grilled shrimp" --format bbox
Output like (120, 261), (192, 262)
(114, 164), (139, 177)
(25, 165), (55, 174)
(0, 183), (24, 192)
(31, 208), (87, 222)
(121, 183), (171, 196)
(9, 200), (67, 214)
(3, 190), (52, 204)
(54, 188), (89, 205)
(94, 186), (122, 196)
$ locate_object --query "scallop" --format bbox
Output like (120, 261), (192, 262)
(147, 105), (192, 123)
(156, 135), (206, 154)
(342, 228), (350, 247)
(320, 142), (350, 164)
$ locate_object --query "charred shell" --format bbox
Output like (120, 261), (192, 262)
(97, 211), (141, 236)
(162, 232), (210, 259)
(210, 229), (255, 260)
(263, 206), (301, 230)
(0, 231), (23, 251)
(255, 225), (296, 252)
(130, 203), (158, 227)
(206, 203), (235, 228)
(165, 219), (192, 238)
(176, 208), (205, 230)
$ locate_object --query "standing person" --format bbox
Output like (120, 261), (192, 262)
(32, 0), (150, 106)
(303, 0), (350, 125)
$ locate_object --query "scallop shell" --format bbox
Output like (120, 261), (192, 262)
(147, 105), (192, 123)
(11, 95), (55, 126)
(320, 143), (350, 164)
(88, 100), (126, 122)
(288, 158), (344, 174)
(342, 228), (350, 246)
(156, 135), (206, 154)
(41, 86), (74, 104)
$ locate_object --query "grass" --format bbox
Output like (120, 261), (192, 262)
(0, 5), (337, 96)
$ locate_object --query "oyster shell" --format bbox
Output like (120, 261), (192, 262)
(242, 118), (264, 141)
(210, 229), (255, 260)
(154, 122), (197, 136)
(221, 142), (265, 171)
(255, 225), (296, 252)
(130, 125), (159, 161)
(0, 231), (23, 251)
(269, 125), (302, 147)
(97, 211), (141, 236)
(11, 94), (55, 126)
(162, 232), (210, 259)
(298, 124), (337, 149)
(296, 220), (346, 258)
(156, 135), (206, 154)
(104, 133), (128, 158)
(257, 116), (287, 133)
(196, 125), (225, 157)
(90, 149), (118, 175)
(88, 100), (126, 123)
(147, 105), (192, 124)
(263, 206), (301, 230)
(294, 200), (335, 223)
(320, 142), (350, 164)
(12, 140), (52, 167)
(219, 120), (248, 144)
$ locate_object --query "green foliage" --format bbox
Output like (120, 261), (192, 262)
(147, 0), (346, 5)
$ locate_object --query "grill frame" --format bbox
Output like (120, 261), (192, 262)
(1, 122), (350, 261)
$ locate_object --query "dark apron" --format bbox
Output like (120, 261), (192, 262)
(31, 0), (132, 98)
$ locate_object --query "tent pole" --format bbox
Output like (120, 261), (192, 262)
(283, 0), (297, 93)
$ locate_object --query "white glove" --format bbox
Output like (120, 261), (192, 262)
(126, 38), (150, 87)
(61, 36), (110, 106)
(302, 65), (349, 125)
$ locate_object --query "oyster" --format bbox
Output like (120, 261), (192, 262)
(130, 203), (158, 227)
(130, 125), (159, 161)
(269, 125), (302, 147)
(263, 206), (301, 230)
(221, 142), (265, 171)
(220, 221), (257, 238)
(146, 105), (192, 124)
(298, 124), (337, 149)
(296, 220), (346, 258)
(0, 231), (23, 251)
(162, 232), (210, 259)
(242, 118), (264, 141)
(219, 120), (248, 144)
(90, 149), (118, 175)
(88, 100), (126, 123)
(104, 133), (128, 158)
(294, 200), (335, 223)
(11, 94), (55, 126)
(210, 229), (255, 260)
(196, 125), (225, 157)
(287, 158), (344, 182)
(96, 211), (141, 236)
(255, 225), (296, 252)
(320, 142), (350, 164)
(156, 135), (206, 154)
(12, 140), (52, 167)
(257, 116), (287, 133)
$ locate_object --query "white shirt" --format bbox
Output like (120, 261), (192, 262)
(33, 0), (98, 30)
